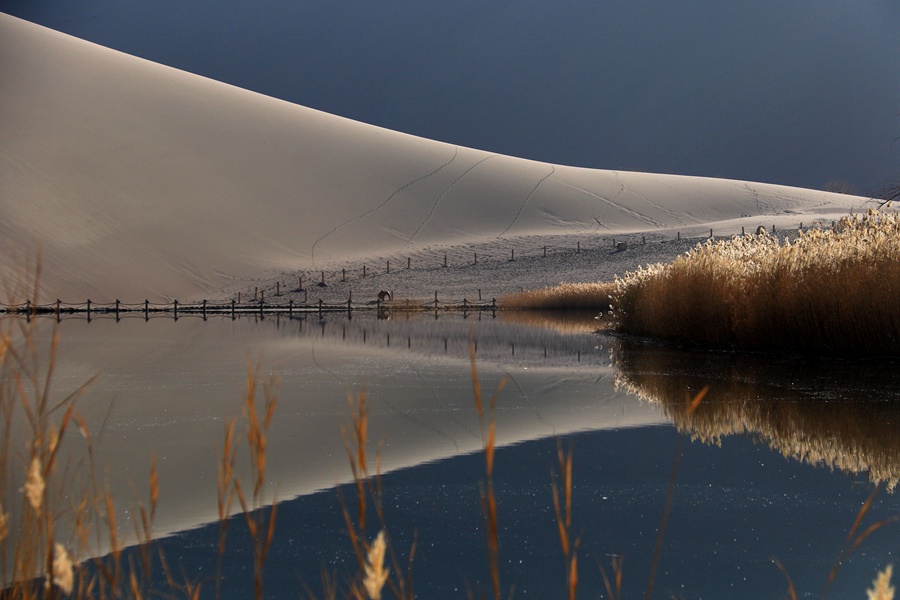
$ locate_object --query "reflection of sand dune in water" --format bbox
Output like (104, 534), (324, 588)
(2, 316), (662, 568)
(612, 340), (900, 489)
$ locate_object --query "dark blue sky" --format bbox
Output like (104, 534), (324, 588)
(3, 0), (897, 192)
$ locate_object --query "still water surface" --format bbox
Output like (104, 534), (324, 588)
(13, 311), (900, 598)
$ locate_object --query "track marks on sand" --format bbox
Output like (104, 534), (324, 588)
(496, 165), (555, 238)
(613, 172), (686, 226)
(745, 183), (763, 216)
(311, 147), (459, 260)
(552, 177), (666, 229)
(402, 154), (495, 250)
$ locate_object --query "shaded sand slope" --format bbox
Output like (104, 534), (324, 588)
(0, 13), (867, 303)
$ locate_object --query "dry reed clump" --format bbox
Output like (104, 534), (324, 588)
(612, 208), (900, 354)
(500, 282), (616, 311)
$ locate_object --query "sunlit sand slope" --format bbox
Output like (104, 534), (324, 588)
(0, 13), (866, 303)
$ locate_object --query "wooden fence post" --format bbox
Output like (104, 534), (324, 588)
(87, 299), (91, 321)
(288, 299), (293, 318)
(543, 245), (547, 257)
(407, 257), (411, 269)
(577, 241), (581, 253)
(231, 299), (236, 320)
(443, 254), (448, 267)
(56, 299), (61, 323)
(387, 260), (390, 274)
(173, 300), (178, 320)
(202, 299), (207, 320)
(115, 299), (120, 321)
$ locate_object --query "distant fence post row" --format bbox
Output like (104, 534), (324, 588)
(246, 221), (811, 301)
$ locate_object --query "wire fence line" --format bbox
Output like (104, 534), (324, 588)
(0, 296), (499, 323)
(251, 222), (815, 299)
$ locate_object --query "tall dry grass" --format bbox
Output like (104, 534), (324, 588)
(500, 282), (615, 311)
(612, 208), (900, 354)
(0, 297), (141, 597)
(0, 309), (285, 598)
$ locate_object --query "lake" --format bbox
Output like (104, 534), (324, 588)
(4, 311), (899, 598)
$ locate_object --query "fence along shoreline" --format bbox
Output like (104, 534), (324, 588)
(1, 296), (499, 323)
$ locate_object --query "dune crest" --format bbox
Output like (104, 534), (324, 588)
(0, 13), (865, 303)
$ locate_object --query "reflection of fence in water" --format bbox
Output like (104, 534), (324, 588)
(0, 309), (610, 367)
(611, 338), (900, 489)
(278, 311), (608, 367)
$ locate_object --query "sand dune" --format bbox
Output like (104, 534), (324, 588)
(0, 13), (868, 304)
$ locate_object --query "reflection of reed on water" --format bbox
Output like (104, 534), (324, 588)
(496, 309), (603, 335)
(611, 338), (900, 489)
